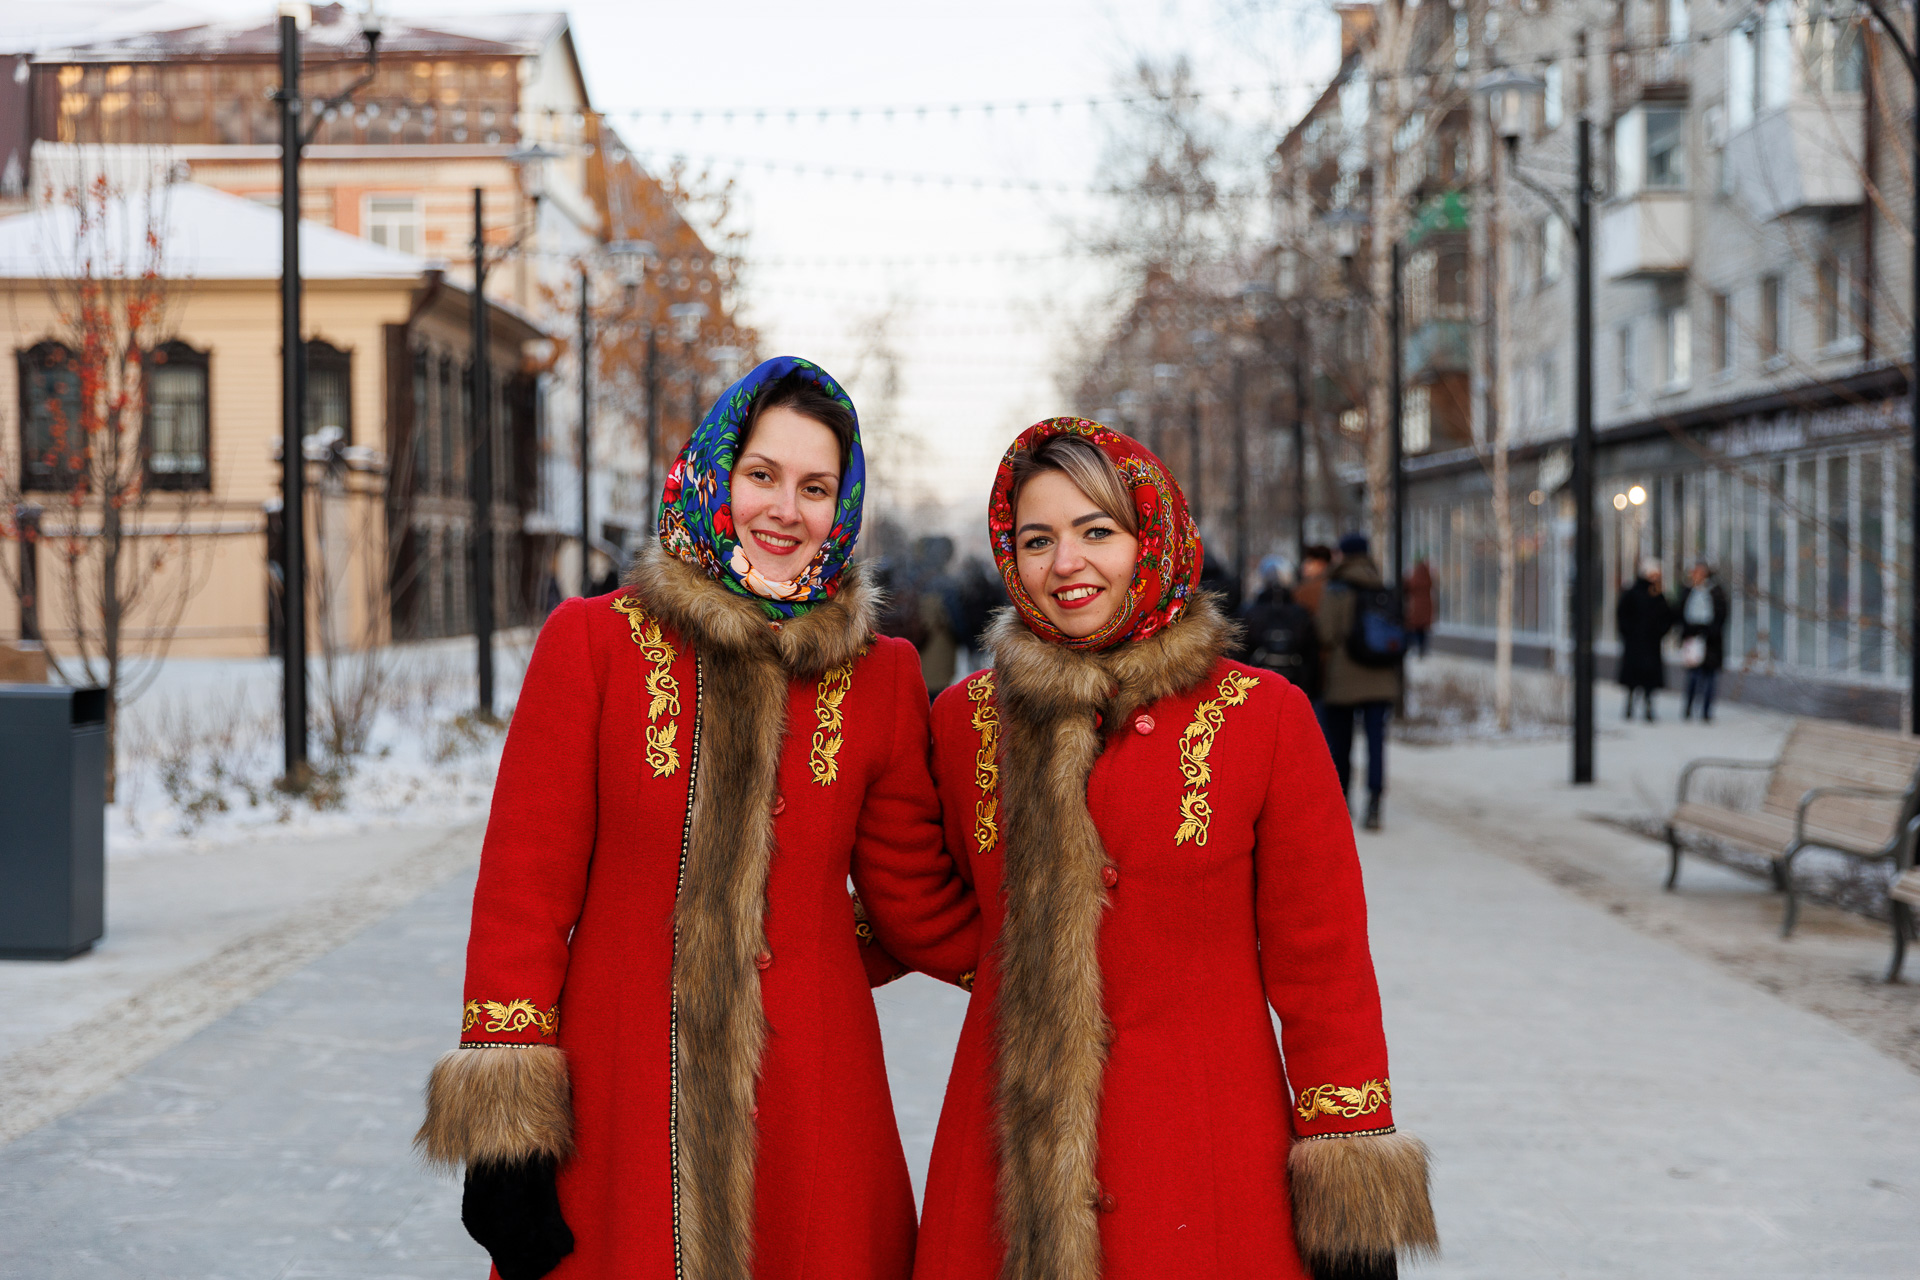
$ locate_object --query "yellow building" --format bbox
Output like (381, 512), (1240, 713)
(0, 181), (547, 658)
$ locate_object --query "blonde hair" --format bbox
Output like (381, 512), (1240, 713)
(1008, 434), (1138, 536)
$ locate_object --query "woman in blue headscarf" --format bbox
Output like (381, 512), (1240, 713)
(417, 358), (980, 1280)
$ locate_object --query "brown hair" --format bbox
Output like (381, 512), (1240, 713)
(739, 371), (857, 467)
(1007, 434), (1139, 536)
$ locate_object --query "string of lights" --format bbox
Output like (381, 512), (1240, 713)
(544, 9), (1869, 128)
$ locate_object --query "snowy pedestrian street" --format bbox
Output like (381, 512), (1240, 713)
(3, 711), (1919, 1277)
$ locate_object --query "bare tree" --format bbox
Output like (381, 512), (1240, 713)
(0, 173), (210, 798)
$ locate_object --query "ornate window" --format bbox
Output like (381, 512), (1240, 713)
(306, 340), (352, 445)
(17, 341), (85, 491)
(145, 341), (211, 489)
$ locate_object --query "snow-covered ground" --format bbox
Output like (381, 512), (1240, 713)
(108, 630), (537, 857)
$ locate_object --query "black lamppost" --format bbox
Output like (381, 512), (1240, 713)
(1188, 328), (1216, 524)
(467, 143), (556, 716)
(1477, 68), (1597, 783)
(1389, 241), (1406, 596)
(1860, 0), (1920, 732)
(274, 2), (382, 785)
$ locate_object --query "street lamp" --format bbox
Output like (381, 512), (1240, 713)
(275, 0), (383, 787)
(1476, 67), (1596, 784)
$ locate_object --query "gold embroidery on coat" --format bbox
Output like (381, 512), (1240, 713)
(1295, 1079), (1392, 1123)
(462, 998), (561, 1038)
(810, 661), (857, 785)
(1173, 671), (1260, 846)
(967, 674), (1000, 853)
(957, 969), (977, 993)
(613, 595), (684, 777)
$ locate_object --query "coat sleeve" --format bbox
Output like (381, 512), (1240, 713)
(415, 598), (601, 1171)
(1252, 681), (1437, 1274)
(849, 639), (981, 988)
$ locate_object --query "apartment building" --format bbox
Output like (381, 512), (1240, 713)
(1375, 0), (1910, 722)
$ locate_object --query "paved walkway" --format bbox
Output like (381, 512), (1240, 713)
(3, 704), (1918, 1276)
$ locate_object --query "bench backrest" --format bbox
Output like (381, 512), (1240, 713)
(1761, 720), (1920, 844)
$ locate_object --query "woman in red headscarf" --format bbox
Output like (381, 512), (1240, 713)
(913, 420), (1436, 1280)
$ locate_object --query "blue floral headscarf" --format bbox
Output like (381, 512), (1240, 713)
(657, 356), (866, 620)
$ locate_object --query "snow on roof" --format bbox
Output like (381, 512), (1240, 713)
(0, 182), (430, 282)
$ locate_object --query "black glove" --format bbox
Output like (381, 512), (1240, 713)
(461, 1155), (575, 1280)
(1308, 1253), (1399, 1280)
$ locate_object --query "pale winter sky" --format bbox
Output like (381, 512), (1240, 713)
(193, 0), (1342, 543)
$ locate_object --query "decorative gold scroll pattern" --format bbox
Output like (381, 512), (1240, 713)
(957, 969), (977, 993)
(968, 674), (1000, 854)
(810, 660), (857, 786)
(613, 595), (683, 777)
(462, 998), (561, 1039)
(1295, 1078), (1392, 1124)
(1172, 671), (1260, 846)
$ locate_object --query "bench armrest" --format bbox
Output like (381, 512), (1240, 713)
(1793, 785), (1914, 850)
(1676, 757), (1773, 807)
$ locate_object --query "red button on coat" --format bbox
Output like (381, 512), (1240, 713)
(1133, 714), (1155, 735)
(1097, 1191), (1117, 1214)
(1100, 866), (1119, 888)
(755, 951), (773, 971)
(771, 795), (787, 816)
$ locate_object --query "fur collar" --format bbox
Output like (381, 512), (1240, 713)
(985, 598), (1229, 1280)
(987, 594), (1233, 728)
(627, 541), (876, 677)
(618, 540), (878, 1280)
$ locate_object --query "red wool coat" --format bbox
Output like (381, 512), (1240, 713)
(422, 549), (977, 1280)
(912, 604), (1428, 1280)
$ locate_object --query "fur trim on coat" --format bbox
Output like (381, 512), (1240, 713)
(628, 542), (877, 1280)
(986, 598), (1231, 1280)
(1288, 1131), (1439, 1270)
(415, 1044), (573, 1171)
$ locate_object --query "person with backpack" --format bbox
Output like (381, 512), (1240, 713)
(1240, 556), (1323, 702)
(1316, 532), (1405, 831)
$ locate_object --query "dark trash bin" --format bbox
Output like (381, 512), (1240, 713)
(0, 684), (107, 959)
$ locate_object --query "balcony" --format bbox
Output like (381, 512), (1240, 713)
(1611, 42), (1691, 108)
(1599, 193), (1690, 280)
(1725, 102), (1864, 223)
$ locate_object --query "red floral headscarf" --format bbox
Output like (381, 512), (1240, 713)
(988, 417), (1204, 652)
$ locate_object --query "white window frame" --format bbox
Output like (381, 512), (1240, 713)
(363, 193), (424, 256)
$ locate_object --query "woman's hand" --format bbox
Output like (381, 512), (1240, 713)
(461, 1155), (575, 1280)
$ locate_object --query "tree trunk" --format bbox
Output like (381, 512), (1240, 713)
(101, 496), (122, 803)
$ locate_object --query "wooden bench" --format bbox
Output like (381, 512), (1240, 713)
(1665, 720), (1920, 980)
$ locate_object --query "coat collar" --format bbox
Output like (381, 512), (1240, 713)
(627, 541), (877, 677)
(987, 593), (1234, 727)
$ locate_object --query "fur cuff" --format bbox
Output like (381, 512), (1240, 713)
(1289, 1131), (1438, 1267)
(416, 1045), (574, 1172)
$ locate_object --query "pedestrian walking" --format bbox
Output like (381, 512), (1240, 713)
(1240, 556), (1323, 700)
(914, 419), (1436, 1280)
(1295, 543), (1334, 615)
(415, 358), (978, 1280)
(1678, 560), (1729, 721)
(1316, 533), (1405, 831)
(1403, 556), (1435, 657)
(1615, 560), (1676, 721)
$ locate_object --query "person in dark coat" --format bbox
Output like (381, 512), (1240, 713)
(1239, 556), (1323, 702)
(1677, 560), (1730, 721)
(1615, 561), (1677, 721)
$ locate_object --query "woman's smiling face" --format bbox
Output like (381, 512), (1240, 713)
(731, 406), (842, 581)
(1014, 469), (1141, 639)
